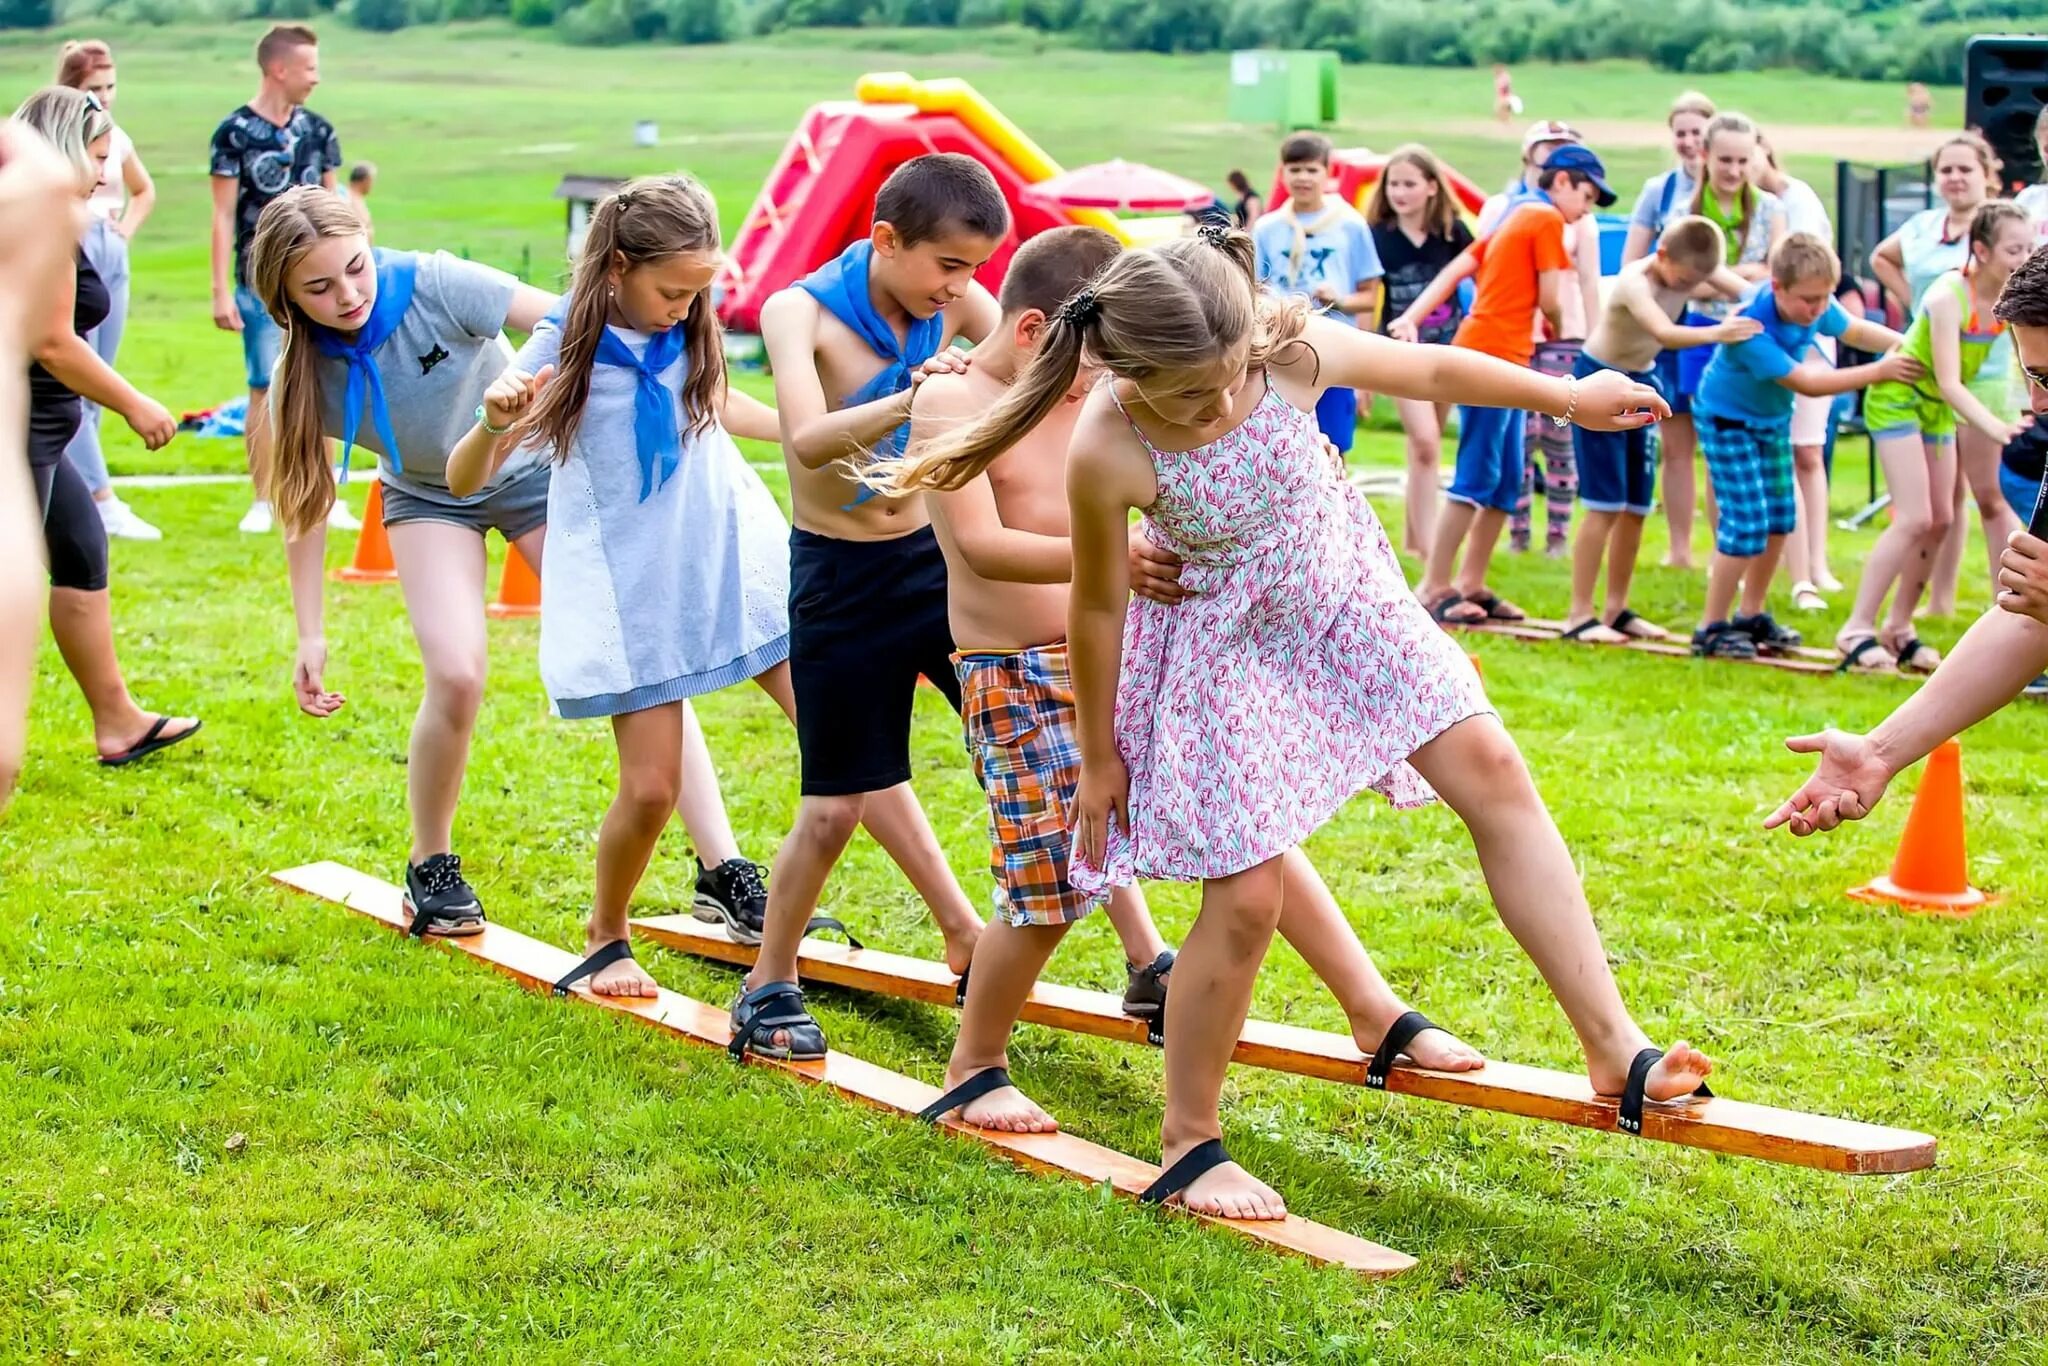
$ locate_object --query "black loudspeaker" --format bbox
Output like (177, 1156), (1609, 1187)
(1965, 35), (2048, 197)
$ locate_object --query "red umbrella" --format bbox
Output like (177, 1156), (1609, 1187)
(1023, 159), (1217, 214)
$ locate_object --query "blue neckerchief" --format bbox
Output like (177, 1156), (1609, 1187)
(796, 240), (945, 506)
(592, 319), (689, 502)
(310, 248), (418, 477)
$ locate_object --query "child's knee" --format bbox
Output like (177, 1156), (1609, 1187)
(617, 756), (683, 824)
(1893, 506), (1941, 542)
(422, 656), (487, 720)
(1208, 862), (1286, 939)
(797, 794), (866, 848)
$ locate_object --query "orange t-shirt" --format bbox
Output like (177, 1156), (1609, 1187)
(1452, 202), (1572, 365)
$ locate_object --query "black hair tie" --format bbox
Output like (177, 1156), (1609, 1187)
(1196, 221), (1234, 249)
(1058, 290), (1100, 327)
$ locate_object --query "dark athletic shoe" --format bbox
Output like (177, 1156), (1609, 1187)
(695, 858), (769, 945)
(1691, 621), (1759, 660)
(404, 853), (485, 937)
(1733, 611), (1803, 655)
(1122, 950), (1175, 1019)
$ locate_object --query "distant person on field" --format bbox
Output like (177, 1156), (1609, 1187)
(53, 39), (161, 544)
(210, 23), (353, 537)
(347, 160), (375, 239)
(1225, 168), (1261, 227)
(1492, 64), (1520, 123)
(1907, 83), (1933, 129)
(1254, 132), (1383, 457)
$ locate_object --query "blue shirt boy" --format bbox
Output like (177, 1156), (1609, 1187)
(1694, 286), (1853, 424)
(1252, 208), (1382, 326)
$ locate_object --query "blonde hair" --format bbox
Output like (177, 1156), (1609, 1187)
(517, 174), (726, 461)
(1969, 200), (2030, 261)
(1691, 112), (1760, 254)
(54, 39), (114, 88)
(1669, 90), (1716, 125)
(877, 227), (1308, 496)
(9, 86), (111, 190)
(1933, 131), (1998, 185)
(1770, 231), (1839, 288)
(1657, 215), (1726, 274)
(246, 186), (371, 537)
(1364, 143), (1460, 241)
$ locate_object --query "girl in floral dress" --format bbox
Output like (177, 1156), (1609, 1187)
(913, 225), (1714, 1222)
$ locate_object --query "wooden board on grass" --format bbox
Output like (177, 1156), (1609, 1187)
(1447, 616), (1857, 676)
(273, 862), (1413, 1279)
(634, 913), (1936, 1177)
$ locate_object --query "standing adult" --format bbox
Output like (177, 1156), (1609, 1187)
(1753, 131), (1840, 608)
(1225, 169), (1262, 228)
(53, 40), (160, 543)
(2016, 106), (2048, 241)
(209, 23), (355, 536)
(1872, 132), (2015, 614)
(14, 88), (197, 772)
(1622, 91), (1718, 567)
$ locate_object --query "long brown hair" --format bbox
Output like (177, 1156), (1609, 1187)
(54, 39), (113, 89)
(517, 173), (726, 461)
(1364, 143), (1459, 240)
(878, 227), (1307, 495)
(1691, 112), (1759, 259)
(246, 186), (369, 537)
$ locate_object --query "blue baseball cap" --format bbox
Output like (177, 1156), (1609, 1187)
(1539, 143), (1617, 208)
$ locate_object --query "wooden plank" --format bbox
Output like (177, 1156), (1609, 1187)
(273, 862), (1412, 1280)
(634, 914), (1937, 1177)
(1447, 616), (1863, 676)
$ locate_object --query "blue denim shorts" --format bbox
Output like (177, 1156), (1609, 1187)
(235, 285), (282, 390)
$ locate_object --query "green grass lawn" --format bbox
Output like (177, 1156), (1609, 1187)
(5, 24), (2047, 1364)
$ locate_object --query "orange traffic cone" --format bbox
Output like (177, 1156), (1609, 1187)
(333, 481), (397, 583)
(487, 544), (541, 618)
(1846, 738), (1991, 916)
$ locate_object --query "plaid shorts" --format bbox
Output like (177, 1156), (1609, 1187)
(1698, 413), (1796, 558)
(955, 643), (1106, 928)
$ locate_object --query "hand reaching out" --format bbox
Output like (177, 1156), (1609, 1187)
(1762, 728), (1895, 837)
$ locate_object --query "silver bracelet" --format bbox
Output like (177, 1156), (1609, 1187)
(475, 402), (512, 437)
(1549, 375), (1578, 429)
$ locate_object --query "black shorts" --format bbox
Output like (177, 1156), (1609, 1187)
(789, 524), (960, 797)
(32, 455), (109, 593)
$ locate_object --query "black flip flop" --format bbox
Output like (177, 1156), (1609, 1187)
(802, 916), (864, 951)
(1465, 591), (1527, 622)
(1890, 636), (1940, 674)
(551, 939), (641, 997)
(917, 1066), (1015, 1123)
(98, 716), (201, 767)
(728, 980), (826, 1062)
(1835, 637), (1892, 674)
(1560, 619), (1605, 641)
(1616, 1046), (1713, 1135)
(1365, 1010), (1442, 1090)
(1428, 592), (1487, 626)
(1140, 1137), (1234, 1206)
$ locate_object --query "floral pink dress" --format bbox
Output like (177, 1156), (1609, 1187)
(1071, 378), (1491, 891)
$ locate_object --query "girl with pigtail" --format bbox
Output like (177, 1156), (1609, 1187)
(913, 223), (1716, 1221)
(255, 183), (775, 948)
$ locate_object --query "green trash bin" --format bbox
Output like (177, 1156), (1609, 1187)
(1227, 50), (1338, 129)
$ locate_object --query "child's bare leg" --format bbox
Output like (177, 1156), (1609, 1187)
(1418, 498), (1480, 603)
(942, 917), (1073, 1132)
(749, 793), (864, 986)
(1567, 509), (1627, 640)
(671, 700), (744, 867)
(1882, 443), (1956, 641)
(1604, 514), (1658, 627)
(1841, 434), (1936, 644)
(855, 783), (981, 973)
(1162, 856), (1288, 1221)
(1961, 427), (2020, 590)
(1396, 397), (1443, 558)
(1923, 463), (1969, 616)
(1275, 849), (1483, 1071)
(1735, 534), (1788, 618)
(1101, 884), (1169, 967)
(1661, 414), (1698, 568)
(1701, 550), (1749, 625)
(1784, 442), (1827, 587)
(1454, 507), (1510, 598)
(587, 704), (680, 997)
(1407, 716), (1711, 1099)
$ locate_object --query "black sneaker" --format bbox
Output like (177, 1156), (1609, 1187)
(1691, 621), (1759, 660)
(1732, 611), (1803, 654)
(695, 858), (768, 946)
(403, 853), (485, 938)
(1121, 950), (1175, 1020)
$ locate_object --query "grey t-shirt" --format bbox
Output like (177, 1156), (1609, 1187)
(311, 249), (530, 504)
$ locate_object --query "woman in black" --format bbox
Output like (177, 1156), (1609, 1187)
(1364, 143), (1475, 559)
(15, 88), (195, 767)
(1226, 169), (1262, 227)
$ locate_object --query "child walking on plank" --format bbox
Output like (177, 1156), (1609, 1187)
(1688, 234), (1917, 660)
(444, 174), (794, 996)
(1564, 216), (1759, 643)
(885, 228), (1489, 1134)
(917, 224), (1711, 1221)
(733, 154), (1010, 1060)
(257, 185), (776, 941)
(1836, 203), (2034, 673)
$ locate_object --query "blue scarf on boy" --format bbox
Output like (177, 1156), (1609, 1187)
(546, 295), (690, 502)
(796, 240), (944, 506)
(311, 248), (418, 477)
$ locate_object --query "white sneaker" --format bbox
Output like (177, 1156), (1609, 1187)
(239, 500), (274, 535)
(98, 497), (163, 541)
(326, 499), (362, 531)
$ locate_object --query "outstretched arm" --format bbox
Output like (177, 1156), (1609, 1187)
(1388, 248), (1479, 341)
(503, 284), (559, 335)
(720, 384), (780, 444)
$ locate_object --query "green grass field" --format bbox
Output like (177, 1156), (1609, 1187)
(4, 23), (2047, 1364)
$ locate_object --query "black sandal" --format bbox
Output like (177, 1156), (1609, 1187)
(1608, 608), (1642, 634)
(1465, 591), (1526, 622)
(1428, 592), (1483, 625)
(98, 715), (202, 767)
(1121, 950), (1175, 1038)
(1560, 619), (1604, 641)
(1140, 1137), (1234, 1206)
(1616, 1046), (1713, 1135)
(552, 940), (637, 997)
(803, 916), (864, 951)
(916, 1066), (1014, 1124)
(953, 963), (972, 1007)
(1836, 636), (1893, 674)
(1365, 1010), (1441, 1090)
(1889, 636), (1941, 674)
(728, 980), (826, 1062)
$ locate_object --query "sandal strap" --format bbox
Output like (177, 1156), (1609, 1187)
(1134, 950), (1174, 1046)
(1365, 1010), (1437, 1090)
(1617, 1046), (1714, 1135)
(916, 1066), (1014, 1124)
(1140, 1137), (1232, 1205)
(551, 940), (633, 997)
(1608, 609), (1639, 631)
(1837, 637), (1886, 673)
(1560, 620), (1602, 641)
(953, 963), (972, 1008)
(727, 980), (819, 1062)
(802, 916), (864, 951)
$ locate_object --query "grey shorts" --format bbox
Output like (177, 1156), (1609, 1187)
(379, 464), (550, 541)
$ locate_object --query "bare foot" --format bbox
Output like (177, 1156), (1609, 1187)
(95, 713), (200, 762)
(1356, 1013), (1485, 1073)
(584, 938), (659, 998)
(1611, 613), (1673, 641)
(939, 918), (982, 977)
(1168, 1150), (1288, 1222)
(1564, 621), (1631, 646)
(946, 1069), (1059, 1133)
(1591, 1039), (1713, 1101)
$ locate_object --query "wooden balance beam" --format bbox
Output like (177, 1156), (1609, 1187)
(633, 913), (1936, 1177)
(273, 862), (1413, 1280)
(1446, 616), (1859, 675)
